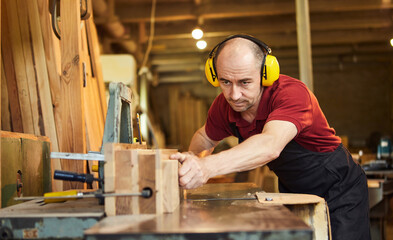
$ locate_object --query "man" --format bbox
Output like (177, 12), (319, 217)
(170, 35), (370, 240)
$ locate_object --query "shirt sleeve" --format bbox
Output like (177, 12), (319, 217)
(266, 84), (313, 136)
(205, 94), (233, 141)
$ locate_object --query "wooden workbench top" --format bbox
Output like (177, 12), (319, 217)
(84, 183), (312, 240)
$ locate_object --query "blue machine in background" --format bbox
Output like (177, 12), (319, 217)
(363, 137), (392, 171)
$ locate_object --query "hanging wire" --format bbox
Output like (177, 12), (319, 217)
(51, 0), (61, 40)
(139, 0), (157, 73)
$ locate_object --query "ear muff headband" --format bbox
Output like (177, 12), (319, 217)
(205, 34), (280, 87)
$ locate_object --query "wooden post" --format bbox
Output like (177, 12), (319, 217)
(104, 144), (179, 215)
(296, 0), (314, 91)
(59, 0), (86, 190)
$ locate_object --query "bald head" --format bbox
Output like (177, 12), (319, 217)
(215, 37), (265, 74)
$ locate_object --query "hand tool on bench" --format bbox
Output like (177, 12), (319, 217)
(14, 188), (153, 204)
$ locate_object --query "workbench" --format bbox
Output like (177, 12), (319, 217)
(365, 170), (393, 240)
(0, 183), (313, 239)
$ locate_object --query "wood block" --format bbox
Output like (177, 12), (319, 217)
(158, 149), (178, 161)
(114, 150), (139, 215)
(104, 143), (150, 216)
(1, 131), (51, 208)
(162, 160), (179, 213)
(138, 150), (159, 214)
(1, 137), (21, 208)
(157, 149), (180, 213)
(21, 138), (52, 196)
(104, 144), (172, 215)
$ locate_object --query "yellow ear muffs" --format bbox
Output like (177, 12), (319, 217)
(262, 55), (280, 87)
(204, 34), (280, 88)
(205, 56), (220, 87)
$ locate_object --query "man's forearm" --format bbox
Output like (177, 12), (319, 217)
(201, 133), (278, 178)
(188, 126), (217, 155)
(201, 120), (297, 179)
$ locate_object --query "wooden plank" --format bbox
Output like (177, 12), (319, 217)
(0, 198), (103, 218)
(4, 0), (35, 134)
(1, 137), (22, 208)
(26, 0), (63, 192)
(104, 143), (147, 215)
(21, 138), (52, 196)
(162, 160), (179, 213)
(104, 144), (166, 215)
(1, 5), (23, 133)
(114, 150), (139, 215)
(138, 151), (159, 214)
(59, 0), (85, 190)
(81, 21), (102, 189)
(2, 131), (52, 203)
(15, 0), (41, 135)
(81, 21), (104, 153)
(86, 16), (107, 120)
(1, 131), (49, 142)
(1, 62), (11, 131)
(257, 192), (330, 240)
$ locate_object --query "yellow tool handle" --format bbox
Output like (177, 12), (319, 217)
(92, 165), (99, 172)
(43, 190), (79, 203)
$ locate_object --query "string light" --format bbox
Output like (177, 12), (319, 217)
(192, 28), (204, 40)
(196, 40), (207, 50)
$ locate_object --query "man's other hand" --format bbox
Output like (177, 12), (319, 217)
(169, 152), (210, 189)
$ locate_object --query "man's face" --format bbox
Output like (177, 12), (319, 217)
(216, 48), (262, 113)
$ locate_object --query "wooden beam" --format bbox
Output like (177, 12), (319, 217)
(112, 0), (393, 23)
(296, 0), (314, 91)
(59, 0), (85, 190)
(150, 28), (393, 53)
(151, 11), (391, 40)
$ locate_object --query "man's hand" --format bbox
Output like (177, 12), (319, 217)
(170, 152), (211, 189)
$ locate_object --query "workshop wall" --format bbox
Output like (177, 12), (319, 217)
(314, 61), (392, 150)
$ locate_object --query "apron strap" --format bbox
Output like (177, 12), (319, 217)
(229, 123), (244, 144)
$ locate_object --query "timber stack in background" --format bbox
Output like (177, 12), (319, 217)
(1, 0), (107, 193)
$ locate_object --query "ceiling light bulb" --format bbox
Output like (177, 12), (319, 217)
(196, 40), (207, 50)
(192, 28), (204, 40)
(390, 38), (393, 47)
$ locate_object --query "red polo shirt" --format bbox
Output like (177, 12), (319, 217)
(205, 74), (341, 152)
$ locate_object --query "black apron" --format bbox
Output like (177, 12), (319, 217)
(231, 124), (371, 240)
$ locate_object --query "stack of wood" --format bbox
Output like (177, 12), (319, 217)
(168, 87), (207, 151)
(1, 0), (107, 191)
